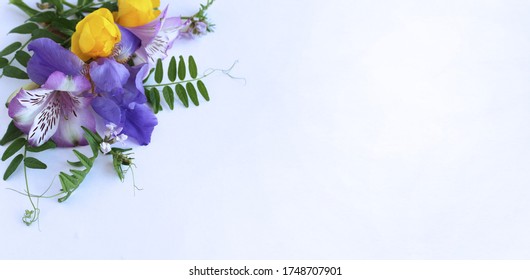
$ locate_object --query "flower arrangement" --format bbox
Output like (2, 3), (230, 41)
(0, 0), (226, 226)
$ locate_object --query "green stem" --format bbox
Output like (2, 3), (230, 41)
(143, 74), (213, 88)
(22, 145), (39, 226)
(61, 0), (77, 8)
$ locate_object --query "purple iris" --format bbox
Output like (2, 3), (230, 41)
(89, 58), (158, 145)
(8, 38), (95, 147)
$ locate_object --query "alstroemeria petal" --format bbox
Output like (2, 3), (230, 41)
(42, 71), (91, 94)
(91, 96), (122, 125)
(127, 7), (179, 64)
(27, 38), (85, 85)
(89, 58), (130, 92)
(115, 26), (141, 63)
(122, 103), (158, 145)
(51, 94), (96, 147)
(8, 88), (53, 133)
(27, 93), (61, 146)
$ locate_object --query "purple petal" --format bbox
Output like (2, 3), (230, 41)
(126, 7), (167, 46)
(42, 71), (91, 94)
(91, 96), (122, 125)
(51, 94), (95, 147)
(122, 103), (158, 145)
(123, 64), (149, 104)
(27, 38), (85, 85)
(8, 88), (53, 133)
(127, 7), (179, 64)
(89, 58), (130, 93)
(115, 26), (141, 63)
(27, 93), (61, 146)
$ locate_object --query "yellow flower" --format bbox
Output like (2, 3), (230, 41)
(71, 8), (121, 61)
(115, 0), (161, 27)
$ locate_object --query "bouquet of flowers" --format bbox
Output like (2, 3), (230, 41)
(0, 0), (226, 226)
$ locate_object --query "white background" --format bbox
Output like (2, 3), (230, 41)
(1, 0), (530, 259)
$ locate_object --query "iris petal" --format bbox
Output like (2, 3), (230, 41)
(90, 58), (130, 92)
(27, 38), (85, 85)
(122, 103), (158, 145)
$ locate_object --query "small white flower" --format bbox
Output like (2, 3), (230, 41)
(100, 142), (111, 154)
(115, 134), (128, 143)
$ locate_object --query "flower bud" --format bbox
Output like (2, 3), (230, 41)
(71, 8), (121, 61)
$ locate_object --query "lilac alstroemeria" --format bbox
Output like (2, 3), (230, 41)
(125, 7), (180, 64)
(8, 38), (95, 147)
(89, 59), (158, 145)
(9, 71), (94, 147)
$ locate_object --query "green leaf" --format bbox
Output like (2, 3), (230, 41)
(70, 169), (87, 179)
(51, 18), (78, 31)
(175, 84), (189, 108)
(59, 172), (77, 192)
(0, 42), (22, 57)
(150, 87), (162, 113)
(143, 68), (154, 83)
(9, 22), (39, 34)
(154, 58), (163, 84)
(178, 55), (186, 80)
(197, 80), (210, 101)
(163, 86), (175, 110)
(73, 150), (92, 168)
(26, 140), (56, 153)
(188, 56), (198, 79)
(112, 155), (124, 181)
(15, 51), (31, 68)
(81, 127), (102, 156)
(29, 11), (57, 23)
(0, 121), (24, 145)
(9, 0), (39, 17)
(32, 28), (64, 43)
(67, 160), (84, 167)
(2, 66), (29, 79)
(168, 56), (177, 82)
(24, 157), (47, 169)
(186, 82), (199, 106)
(3, 154), (23, 180)
(0, 58), (8, 68)
(2, 138), (26, 161)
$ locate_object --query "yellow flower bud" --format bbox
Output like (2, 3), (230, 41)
(115, 0), (161, 28)
(71, 8), (122, 61)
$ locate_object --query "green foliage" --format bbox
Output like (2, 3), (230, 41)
(0, 58), (8, 68)
(178, 55), (186, 80)
(0, 121), (24, 145)
(15, 51), (31, 67)
(168, 56), (177, 82)
(197, 80), (210, 101)
(110, 148), (134, 182)
(9, 23), (39, 34)
(155, 58), (164, 84)
(188, 56), (198, 79)
(4, 154), (23, 180)
(0, 42), (22, 56)
(2, 138), (26, 161)
(144, 55), (211, 111)
(57, 127), (100, 203)
(2, 65), (29, 79)
(9, 0), (39, 17)
(24, 157), (47, 169)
